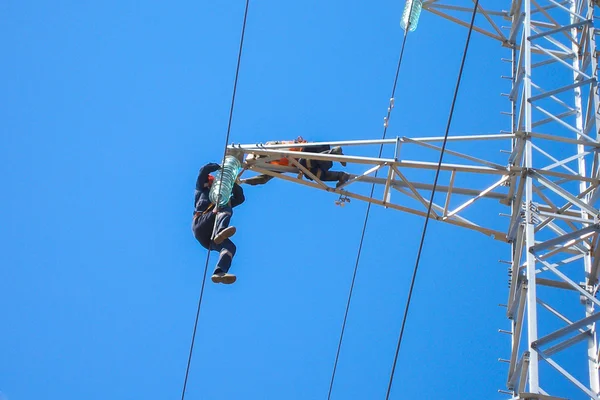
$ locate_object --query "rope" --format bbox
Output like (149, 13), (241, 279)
(327, 4), (416, 398)
(180, 1), (251, 399)
(384, 1), (479, 398)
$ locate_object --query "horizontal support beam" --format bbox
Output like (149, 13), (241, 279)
(529, 224), (600, 254)
(229, 135), (515, 151)
(249, 165), (508, 241)
(529, 78), (595, 103)
(544, 330), (591, 357)
(242, 148), (509, 175)
(532, 312), (600, 349)
(535, 257), (600, 308)
(536, 278), (580, 291)
(528, 131), (600, 147)
(532, 171), (600, 215)
(528, 19), (592, 41)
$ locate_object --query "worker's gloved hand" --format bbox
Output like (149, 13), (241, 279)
(205, 162), (221, 172)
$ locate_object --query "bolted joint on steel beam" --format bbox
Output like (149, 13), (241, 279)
(521, 201), (540, 225)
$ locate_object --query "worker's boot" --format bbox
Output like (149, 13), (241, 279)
(213, 226), (236, 244)
(335, 172), (350, 188)
(211, 271), (237, 284)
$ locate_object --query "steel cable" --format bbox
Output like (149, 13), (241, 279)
(180, 1), (251, 399)
(327, 3), (416, 398)
(384, 1), (479, 398)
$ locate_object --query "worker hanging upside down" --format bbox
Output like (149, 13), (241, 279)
(192, 162), (245, 284)
(241, 137), (350, 188)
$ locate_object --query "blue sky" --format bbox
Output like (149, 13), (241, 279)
(0, 1), (586, 399)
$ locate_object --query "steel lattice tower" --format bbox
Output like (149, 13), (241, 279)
(227, 1), (600, 398)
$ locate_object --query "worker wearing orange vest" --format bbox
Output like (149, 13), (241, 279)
(242, 138), (349, 187)
(265, 136), (308, 166)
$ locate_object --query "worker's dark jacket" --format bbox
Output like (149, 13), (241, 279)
(300, 144), (333, 171)
(194, 163), (245, 214)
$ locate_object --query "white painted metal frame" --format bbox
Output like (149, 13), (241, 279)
(229, 136), (513, 239)
(422, 1), (600, 399)
(227, 1), (600, 399)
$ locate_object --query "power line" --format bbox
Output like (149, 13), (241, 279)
(180, 1), (251, 399)
(327, 4), (416, 398)
(384, 1), (479, 399)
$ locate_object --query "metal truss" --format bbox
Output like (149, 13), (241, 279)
(227, 1), (600, 398)
(229, 135), (515, 240)
(418, 1), (600, 398)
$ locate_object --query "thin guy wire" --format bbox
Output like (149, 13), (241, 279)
(327, 7), (415, 399)
(384, 1), (479, 399)
(180, 1), (251, 399)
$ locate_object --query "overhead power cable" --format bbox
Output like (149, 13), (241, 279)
(327, 3), (417, 398)
(180, 1), (251, 399)
(384, 1), (479, 399)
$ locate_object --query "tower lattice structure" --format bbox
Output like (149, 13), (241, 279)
(227, 1), (600, 398)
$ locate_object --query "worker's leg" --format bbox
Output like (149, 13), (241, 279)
(193, 213), (237, 284)
(192, 213), (214, 250)
(298, 158), (311, 171)
(214, 239), (236, 273)
(319, 170), (350, 187)
(318, 170), (344, 181)
(213, 206), (236, 244)
(298, 164), (349, 187)
(211, 239), (237, 284)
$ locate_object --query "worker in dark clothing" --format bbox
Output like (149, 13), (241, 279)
(242, 142), (349, 187)
(298, 144), (349, 187)
(192, 162), (245, 284)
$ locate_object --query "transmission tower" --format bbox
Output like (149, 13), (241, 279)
(227, 1), (600, 399)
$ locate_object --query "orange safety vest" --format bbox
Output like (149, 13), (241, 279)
(268, 139), (307, 166)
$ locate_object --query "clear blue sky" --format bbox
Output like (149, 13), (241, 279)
(0, 1), (585, 399)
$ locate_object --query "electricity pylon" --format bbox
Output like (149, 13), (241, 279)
(227, 1), (600, 398)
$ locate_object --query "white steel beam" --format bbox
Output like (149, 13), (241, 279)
(226, 1), (600, 398)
